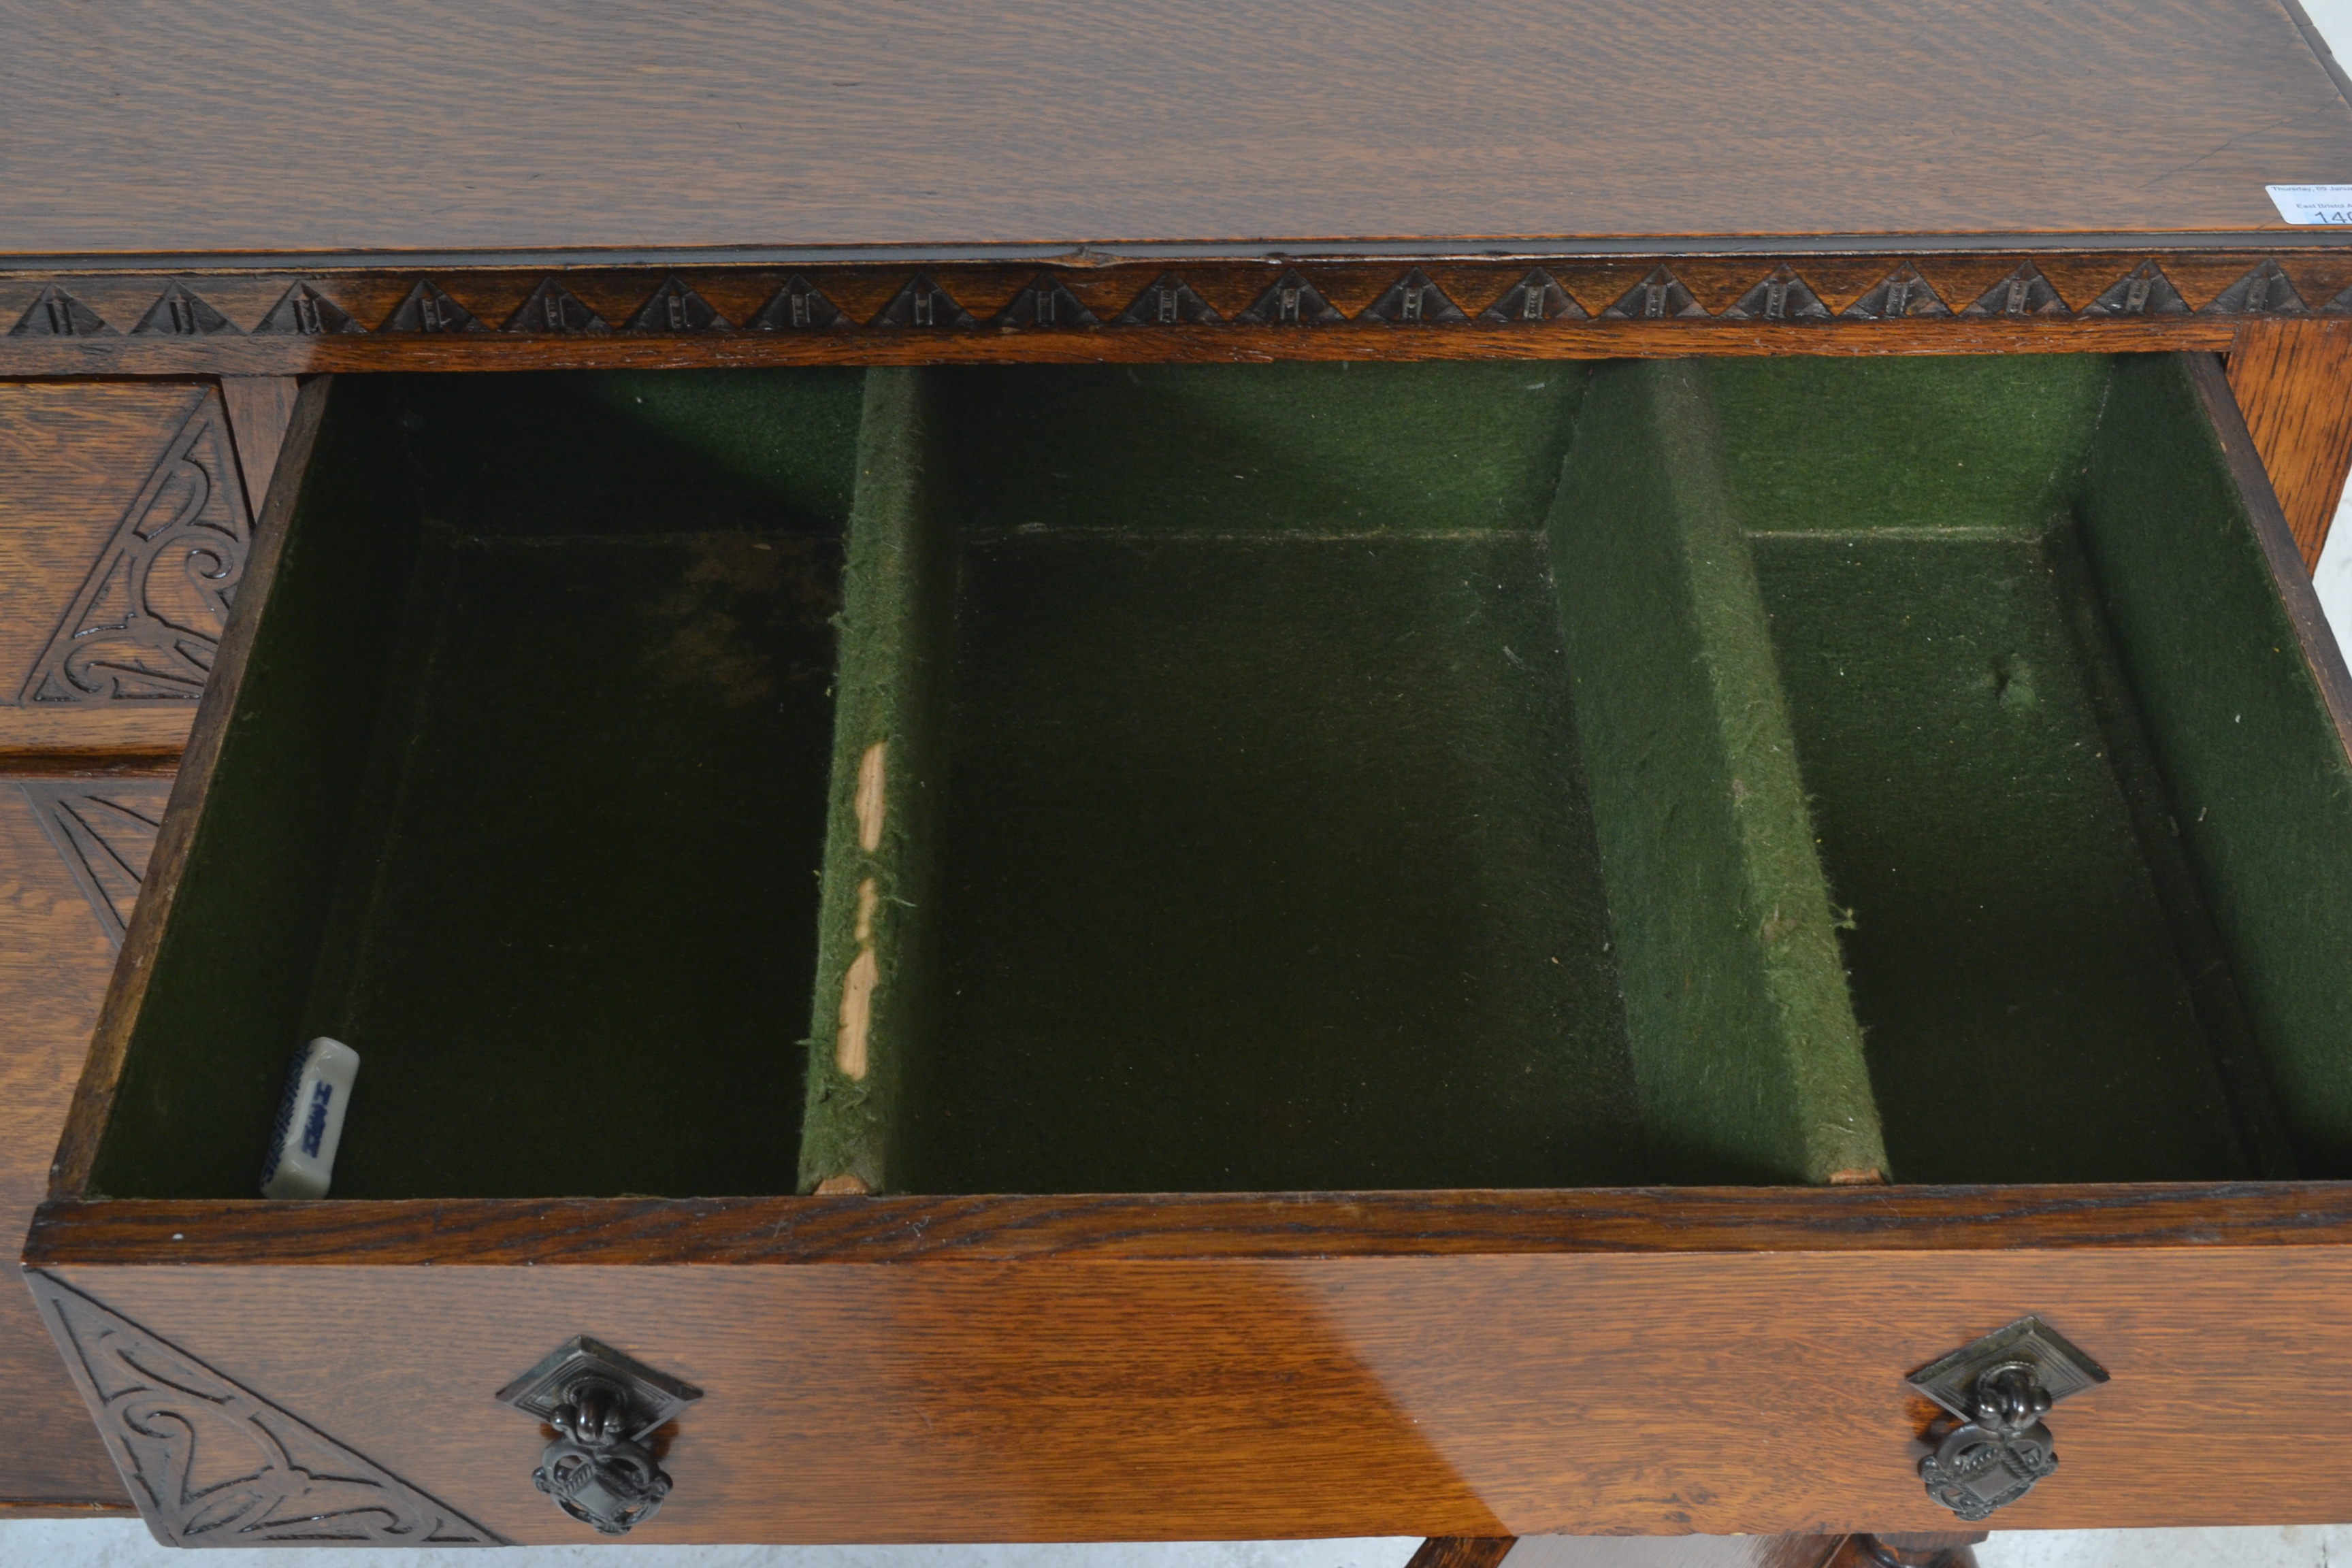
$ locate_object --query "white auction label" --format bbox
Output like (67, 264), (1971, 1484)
(2267, 184), (2352, 224)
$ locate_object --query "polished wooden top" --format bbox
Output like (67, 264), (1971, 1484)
(5, 0), (2352, 264)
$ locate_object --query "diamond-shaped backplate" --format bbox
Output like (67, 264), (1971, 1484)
(1907, 1316), (2110, 1420)
(495, 1336), (702, 1442)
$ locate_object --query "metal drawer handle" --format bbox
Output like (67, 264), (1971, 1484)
(497, 1336), (704, 1536)
(1908, 1316), (2109, 1521)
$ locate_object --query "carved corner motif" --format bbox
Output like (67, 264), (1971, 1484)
(10, 285), (116, 337)
(27, 1272), (508, 1547)
(20, 388), (251, 705)
(1599, 266), (1708, 320)
(18, 779), (171, 947)
(1235, 269), (1345, 326)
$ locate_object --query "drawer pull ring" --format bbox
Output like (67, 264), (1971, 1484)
(497, 1336), (704, 1536)
(1907, 1316), (2108, 1520)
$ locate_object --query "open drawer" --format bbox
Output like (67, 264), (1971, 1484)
(25, 353), (2352, 1546)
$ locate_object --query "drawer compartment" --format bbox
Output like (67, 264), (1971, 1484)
(71, 355), (2352, 1202)
(33, 351), (2352, 1544)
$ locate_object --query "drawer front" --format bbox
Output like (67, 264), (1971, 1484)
(25, 1221), (2352, 1544)
(0, 375), (294, 1511)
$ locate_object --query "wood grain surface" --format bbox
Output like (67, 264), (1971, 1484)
(0, 787), (137, 1505)
(2, 0), (2349, 258)
(36, 1183), (2352, 1267)
(38, 1239), (2352, 1541)
(2230, 316), (2352, 565)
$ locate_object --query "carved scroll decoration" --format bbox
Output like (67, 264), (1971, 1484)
(18, 779), (171, 947)
(28, 1272), (507, 1547)
(21, 389), (252, 704)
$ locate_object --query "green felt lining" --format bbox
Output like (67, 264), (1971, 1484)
(2078, 355), (2352, 1176)
(94, 370), (864, 1199)
(798, 362), (1884, 1192)
(88, 355), (2352, 1200)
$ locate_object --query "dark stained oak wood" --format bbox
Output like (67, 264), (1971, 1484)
(0, 315), (2252, 375)
(2229, 316), (2352, 566)
(1, 0), (2349, 259)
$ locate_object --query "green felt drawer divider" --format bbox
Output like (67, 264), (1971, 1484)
(1550, 361), (1886, 1186)
(798, 368), (956, 1194)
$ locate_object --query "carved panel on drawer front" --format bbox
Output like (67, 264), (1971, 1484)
(27, 1273), (507, 1548)
(17, 779), (170, 948)
(18, 385), (252, 705)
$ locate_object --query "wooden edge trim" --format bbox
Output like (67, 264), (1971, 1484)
(0, 1499), (140, 1519)
(0, 749), (182, 778)
(1406, 1537), (1518, 1568)
(0, 317), (2241, 375)
(46, 376), (334, 1199)
(29, 1182), (2352, 1268)
(2186, 350), (2352, 765)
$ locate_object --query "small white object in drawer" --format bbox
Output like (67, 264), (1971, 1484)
(259, 1037), (360, 1199)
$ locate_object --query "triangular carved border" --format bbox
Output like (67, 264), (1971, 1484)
(17, 779), (172, 948)
(27, 1272), (508, 1547)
